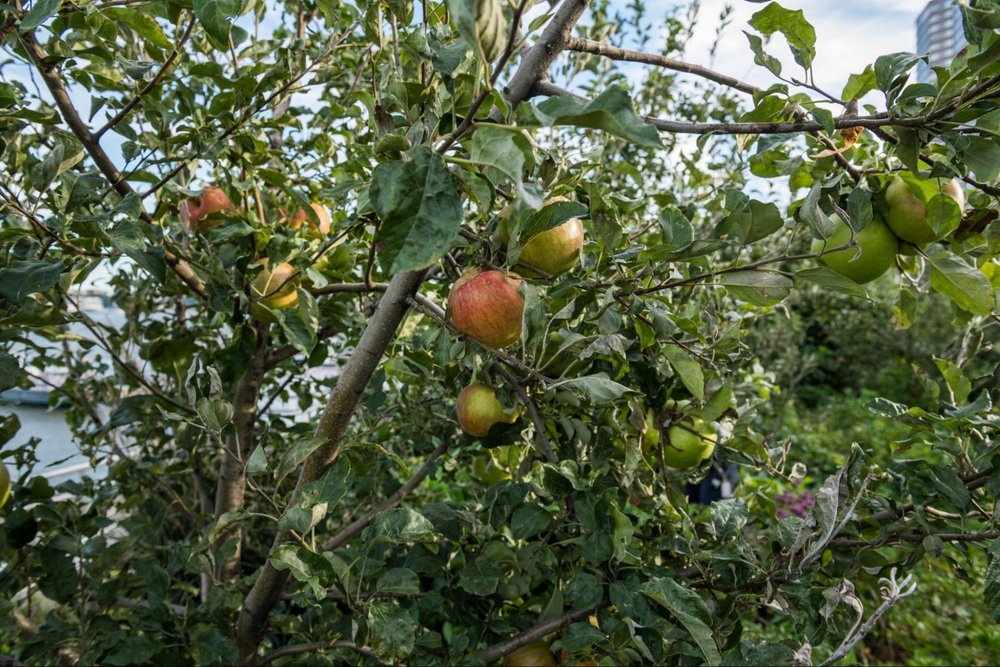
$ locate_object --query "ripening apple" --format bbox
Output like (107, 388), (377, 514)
(288, 202), (333, 236)
(504, 641), (558, 667)
(186, 186), (237, 232)
(249, 260), (299, 322)
(0, 461), (10, 509)
(501, 196), (585, 278)
(516, 197), (584, 277)
(884, 175), (965, 245)
(456, 383), (518, 437)
(448, 268), (524, 349)
(811, 215), (898, 284)
(662, 416), (717, 469)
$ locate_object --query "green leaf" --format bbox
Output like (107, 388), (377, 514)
(364, 507), (435, 544)
(794, 266), (869, 299)
(719, 271), (792, 306)
(927, 252), (993, 316)
(19, 0), (61, 32)
(246, 445), (268, 475)
(928, 465), (970, 509)
(466, 126), (530, 185)
(298, 459), (351, 509)
(749, 2), (817, 70)
(935, 357), (971, 406)
(192, 0), (245, 49)
(377, 567), (421, 595)
(103, 8), (172, 50)
(800, 182), (831, 238)
(522, 199), (589, 238)
(368, 602), (416, 661)
(371, 147), (464, 273)
(745, 200), (784, 244)
(701, 380), (733, 423)
(744, 32), (782, 76)
(108, 217), (167, 283)
(986, 551), (1000, 621)
(811, 107), (835, 134)
(277, 288), (319, 355)
(554, 373), (631, 404)
(711, 498), (748, 542)
(268, 543), (334, 597)
(874, 52), (922, 95)
(0, 352), (25, 392)
(842, 65), (876, 101)
(663, 345), (704, 401)
(510, 504), (551, 539)
(0, 260), (62, 305)
(639, 577), (721, 665)
(528, 85), (663, 149)
(965, 136), (1000, 182)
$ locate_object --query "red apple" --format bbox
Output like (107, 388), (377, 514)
(289, 202), (333, 236)
(456, 383), (517, 437)
(249, 260), (299, 322)
(186, 186), (236, 232)
(447, 268), (524, 349)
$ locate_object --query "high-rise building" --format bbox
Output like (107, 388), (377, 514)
(916, 0), (967, 83)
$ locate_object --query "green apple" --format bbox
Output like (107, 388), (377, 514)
(456, 383), (518, 437)
(884, 175), (965, 245)
(504, 641), (558, 667)
(502, 196), (585, 278)
(249, 260), (299, 322)
(664, 417), (717, 469)
(811, 215), (898, 284)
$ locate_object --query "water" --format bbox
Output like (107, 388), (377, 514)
(5, 404), (103, 484)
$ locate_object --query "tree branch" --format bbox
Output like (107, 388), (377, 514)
(473, 607), (594, 664)
(565, 37), (756, 95)
(212, 319), (270, 583)
(18, 30), (207, 298)
(321, 437), (449, 552)
(94, 15), (197, 139)
(494, 364), (556, 464)
(259, 641), (380, 665)
(503, 0), (591, 109)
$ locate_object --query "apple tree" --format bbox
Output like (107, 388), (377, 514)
(1, 0), (999, 664)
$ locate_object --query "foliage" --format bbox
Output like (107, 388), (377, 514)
(0, 0), (999, 665)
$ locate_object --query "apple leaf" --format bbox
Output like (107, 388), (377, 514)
(554, 374), (632, 404)
(639, 577), (722, 665)
(842, 65), (876, 101)
(193, 0), (247, 50)
(749, 2), (817, 70)
(795, 266), (869, 299)
(0, 259), (63, 305)
(927, 252), (993, 316)
(720, 271), (793, 307)
(934, 357), (971, 406)
(525, 85), (663, 149)
(522, 199), (589, 238)
(371, 147), (464, 273)
(18, 0), (61, 33)
(465, 125), (531, 185)
(663, 345), (704, 401)
(965, 136), (1000, 183)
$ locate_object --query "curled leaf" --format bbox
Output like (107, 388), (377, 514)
(812, 125), (863, 158)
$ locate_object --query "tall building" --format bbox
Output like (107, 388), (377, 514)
(916, 0), (967, 83)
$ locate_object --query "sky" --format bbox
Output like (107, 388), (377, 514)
(649, 0), (923, 104)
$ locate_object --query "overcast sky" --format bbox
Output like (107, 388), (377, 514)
(650, 0), (924, 103)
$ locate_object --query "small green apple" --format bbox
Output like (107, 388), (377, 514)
(456, 383), (518, 437)
(884, 175), (965, 245)
(0, 461), (10, 509)
(504, 641), (558, 667)
(811, 215), (898, 284)
(664, 417), (717, 469)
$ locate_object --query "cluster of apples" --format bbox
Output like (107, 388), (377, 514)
(449, 199), (584, 438)
(183, 187), (333, 323)
(814, 174), (966, 284)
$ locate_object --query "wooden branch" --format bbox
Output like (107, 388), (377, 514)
(235, 268), (431, 663)
(321, 438), (449, 551)
(831, 530), (1000, 549)
(18, 31), (207, 299)
(863, 467), (993, 525)
(494, 364), (556, 464)
(94, 16), (197, 139)
(503, 0), (591, 108)
(212, 319), (270, 583)
(473, 607), (594, 663)
(531, 77), (1000, 136)
(565, 37), (756, 95)
(260, 641), (379, 665)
